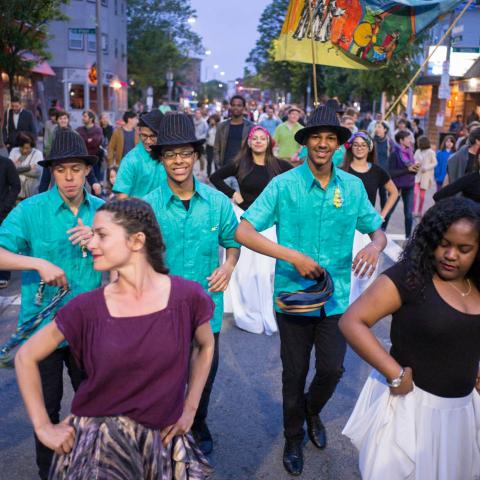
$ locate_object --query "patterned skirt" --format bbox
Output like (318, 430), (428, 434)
(48, 416), (213, 480)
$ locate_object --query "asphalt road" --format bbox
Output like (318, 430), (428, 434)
(0, 192), (433, 479)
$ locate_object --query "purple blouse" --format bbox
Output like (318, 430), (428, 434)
(55, 275), (214, 429)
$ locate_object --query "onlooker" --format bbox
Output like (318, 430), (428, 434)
(9, 132), (43, 200)
(260, 106), (282, 136)
(413, 136), (437, 217)
(273, 106), (303, 162)
(2, 95), (37, 151)
(455, 125), (468, 151)
(193, 109), (209, 172)
(43, 108), (58, 157)
(373, 121), (395, 209)
(449, 114), (464, 134)
(332, 115), (357, 166)
(214, 95), (253, 167)
(367, 112), (383, 136)
(412, 118), (424, 149)
(0, 155), (20, 288)
(434, 135), (455, 190)
(467, 109), (479, 125)
(99, 112), (114, 144)
(446, 127), (480, 184)
(383, 130), (420, 238)
(394, 118), (415, 144)
(358, 112), (372, 131)
(102, 165), (118, 201)
(107, 110), (139, 166)
(206, 114), (220, 177)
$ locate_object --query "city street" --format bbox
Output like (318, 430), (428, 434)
(0, 194), (432, 480)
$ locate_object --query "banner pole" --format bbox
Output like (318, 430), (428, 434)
(308, 1), (319, 106)
(385, 0), (474, 119)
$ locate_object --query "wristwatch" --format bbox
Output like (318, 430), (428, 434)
(387, 368), (405, 388)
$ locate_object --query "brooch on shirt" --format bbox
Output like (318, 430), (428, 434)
(333, 187), (343, 208)
(211, 224), (219, 232)
(81, 245), (88, 258)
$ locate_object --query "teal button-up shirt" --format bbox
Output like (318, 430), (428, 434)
(0, 186), (104, 331)
(242, 161), (382, 317)
(113, 143), (166, 198)
(144, 178), (240, 333)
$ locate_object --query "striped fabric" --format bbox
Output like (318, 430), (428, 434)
(151, 113), (205, 150)
(49, 416), (213, 480)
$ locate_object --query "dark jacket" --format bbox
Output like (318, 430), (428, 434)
(3, 108), (37, 147)
(446, 145), (472, 184)
(213, 118), (254, 166)
(76, 124), (103, 156)
(0, 155), (21, 223)
(388, 144), (415, 189)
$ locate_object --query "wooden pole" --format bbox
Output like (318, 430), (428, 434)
(385, 0), (474, 119)
(308, 1), (319, 106)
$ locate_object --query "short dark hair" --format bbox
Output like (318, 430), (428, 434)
(395, 130), (411, 144)
(83, 110), (96, 122)
(11, 95), (20, 103)
(56, 110), (70, 120)
(16, 132), (35, 148)
(417, 136), (430, 150)
(230, 95), (246, 107)
(48, 108), (57, 118)
(468, 127), (480, 145)
(122, 110), (137, 123)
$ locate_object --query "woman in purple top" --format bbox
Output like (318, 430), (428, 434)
(382, 130), (420, 238)
(15, 198), (215, 479)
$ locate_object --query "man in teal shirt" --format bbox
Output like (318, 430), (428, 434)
(143, 112), (240, 455)
(0, 129), (103, 479)
(236, 106), (386, 476)
(113, 110), (166, 198)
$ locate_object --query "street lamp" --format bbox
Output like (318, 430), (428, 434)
(220, 71), (225, 76)
(205, 49), (212, 56)
(187, 16), (196, 25)
(213, 64), (219, 70)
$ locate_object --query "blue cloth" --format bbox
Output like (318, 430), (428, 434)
(435, 150), (453, 184)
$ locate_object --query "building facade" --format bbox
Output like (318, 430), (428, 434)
(44, 0), (128, 127)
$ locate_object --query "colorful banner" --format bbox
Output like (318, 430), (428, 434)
(275, 0), (462, 69)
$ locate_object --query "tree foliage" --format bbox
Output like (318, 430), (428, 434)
(127, 0), (203, 100)
(198, 80), (228, 103)
(0, 0), (67, 97)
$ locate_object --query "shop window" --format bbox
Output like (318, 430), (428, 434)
(87, 33), (96, 52)
(114, 39), (118, 58)
(102, 34), (108, 54)
(89, 85), (110, 113)
(69, 84), (85, 109)
(68, 29), (84, 50)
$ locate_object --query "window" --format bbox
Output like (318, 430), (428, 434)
(87, 33), (96, 52)
(121, 1), (124, 15)
(121, 43), (125, 59)
(102, 34), (108, 54)
(114, 0), (118, 14)
(114, 39), (118, 58)
(69, 84), (85, 109)
(68, 29), (84, 50)
(89, 85), (110, 112)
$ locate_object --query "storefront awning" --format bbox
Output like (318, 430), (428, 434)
(21, 52), (56, 77)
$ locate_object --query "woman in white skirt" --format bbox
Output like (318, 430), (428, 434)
(339, 197), (480, 480)
(210, 126), (292, 334)
(341, 131), (398, 302)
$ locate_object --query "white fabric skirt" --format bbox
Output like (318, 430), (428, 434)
(349, 230), (378, 303)
(224, 204), (277, 335)
(343, 370), (480, 480)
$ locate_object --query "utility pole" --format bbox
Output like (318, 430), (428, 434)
(95, 0), (104, 117)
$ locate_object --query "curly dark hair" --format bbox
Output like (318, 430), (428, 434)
(399, 197), (480, 294)
(98, 198), (169, 274)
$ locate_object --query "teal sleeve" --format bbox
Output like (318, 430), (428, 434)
(219, 196), (240, 249)
(355, 183), (383, 234)
(0, 202), (29, 253)
(113, 156), (135, 195)
(332, 146), (345, 167)
(241, 178), (279, 232)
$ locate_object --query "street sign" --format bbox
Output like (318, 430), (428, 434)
(70, 28), (96, 34)
(452, 47), (480, 53)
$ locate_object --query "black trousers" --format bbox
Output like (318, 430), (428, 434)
(206, 145), (215, 177)
(35, 347), (84, 480)
(193, 332), (219, 428)
(0, 270), (10, 281)
(276, 312), (346, 443)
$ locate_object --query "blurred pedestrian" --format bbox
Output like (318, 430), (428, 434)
(210, 125), (292, 335)
(341, 198), (480, 480)
(3, 95), (37, 151)
(9, 132), (43, 200)
(193, 109), (208, 172)
(413, 136), (437, 217)
(446, 127), (480, 184)
(15, 198), (214, 480)
(102, 165), (118, 201)
(373, 121), (395, 209)
(434, 135), (455, 190)
(205, 114), (219, 177)
(273, 106), (303, 162)
(99, 112), (114, 144)
(43, 108), (58, 158)
(107, 111), (139, 167)
(260, 106), (281, 136)
(0, 155), (20, 288)
(449, 113), (464, 134)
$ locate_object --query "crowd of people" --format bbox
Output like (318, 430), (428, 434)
(0, 93), (479, 480)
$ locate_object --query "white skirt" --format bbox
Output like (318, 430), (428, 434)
(224, 204), (277, 335)
(343, 370), (480, 480)
(349, 230), (378, 303)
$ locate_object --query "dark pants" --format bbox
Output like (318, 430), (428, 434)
(193, 332), (220, 428)
(0, 270), (10, 282)
(206, 145), (214, 177)
(382, 186), (414, 238)
(35, 347), (84, 480)
(276, 312), (345, 443)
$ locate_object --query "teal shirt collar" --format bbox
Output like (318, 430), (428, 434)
(298, 160), (343, 191)
(160, 175), (209, 206)
(48, 185), (91, 213)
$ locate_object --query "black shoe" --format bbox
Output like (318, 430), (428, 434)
(306, 412), (327, 449)
(192, 422), (213, 455)
(283, 440), (303, 476)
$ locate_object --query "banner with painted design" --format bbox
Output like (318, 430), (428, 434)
(275, 0), (462, 69)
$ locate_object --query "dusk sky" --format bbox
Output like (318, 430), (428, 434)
(189, 0), (272, 82)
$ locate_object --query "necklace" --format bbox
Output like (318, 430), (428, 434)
(447, 278), (472, 297)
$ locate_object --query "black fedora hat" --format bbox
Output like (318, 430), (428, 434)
(38, 128), (97, 167)
(150, 112), (205, 153)
(138, 109), (163, 134)
(295, 106), (351, 146)
(276, 269), (335, 314)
